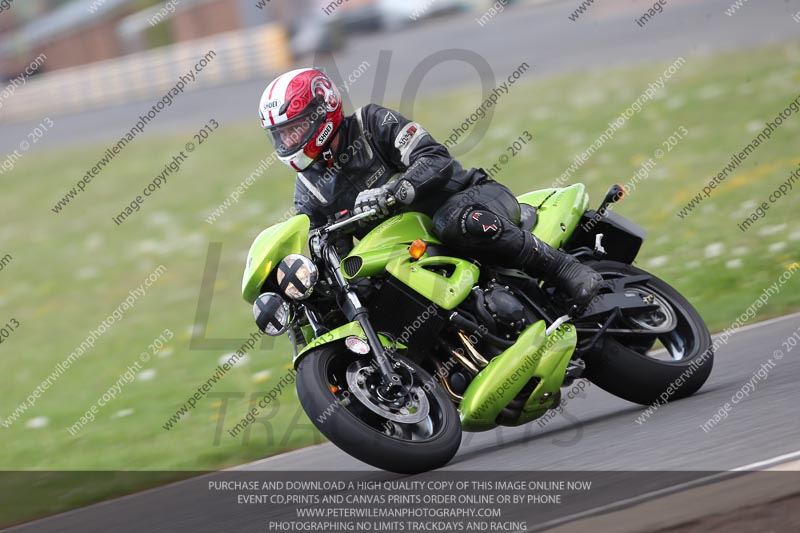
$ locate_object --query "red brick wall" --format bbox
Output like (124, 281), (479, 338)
(39, 21), (124, 70)
(171, 0), (240, 42)
(17, 0), (244, 72)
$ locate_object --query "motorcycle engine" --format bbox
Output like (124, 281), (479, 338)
(485, 285), (526, 326)
(463, 281), (538, 340)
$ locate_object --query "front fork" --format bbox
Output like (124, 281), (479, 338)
(323, 245), (404, 391)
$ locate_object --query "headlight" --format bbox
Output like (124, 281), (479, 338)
(276, 254), (318, 300)
(253, 292), (292, 336)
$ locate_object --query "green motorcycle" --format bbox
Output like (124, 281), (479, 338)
(242, 183), (713, 473)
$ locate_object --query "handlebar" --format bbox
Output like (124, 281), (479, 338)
(319, 192), (397, 234)
(322, 208), (378, 233)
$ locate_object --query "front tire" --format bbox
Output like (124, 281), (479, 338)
(581, 260), (714, 406)
(296, 345), (462, 473)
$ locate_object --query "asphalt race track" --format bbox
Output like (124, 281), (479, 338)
(7, 312), (800, 532)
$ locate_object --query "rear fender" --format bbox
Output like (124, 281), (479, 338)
(565, 210), (648, 264)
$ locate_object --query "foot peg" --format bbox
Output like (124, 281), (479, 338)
(562, 359), (586, 386)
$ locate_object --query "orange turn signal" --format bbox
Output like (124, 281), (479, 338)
(409, 239), (427, 259)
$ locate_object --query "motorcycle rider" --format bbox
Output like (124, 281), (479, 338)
(258, 68), (601, 307)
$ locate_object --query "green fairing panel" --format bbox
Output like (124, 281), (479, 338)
(516, 324), (577, 425)
(386, 256), (479, 310)
(343, 212), (442, 279)
(458, 321), (577, 431)
(294, 321), (406, 367)
(242, 215), (310, 303)
(517, 184), (589, 248)
(351, 212), (442, 253)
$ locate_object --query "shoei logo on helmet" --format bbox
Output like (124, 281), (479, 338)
(316, 122), (334, 146)
(311, 76), (339, 113)
(262, 99), (280, 110)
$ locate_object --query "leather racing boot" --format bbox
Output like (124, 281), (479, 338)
(512, 231), (603, 310)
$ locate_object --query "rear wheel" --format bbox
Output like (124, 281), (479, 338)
(580, 260), (714, 406)
(296, 344), (462, 473)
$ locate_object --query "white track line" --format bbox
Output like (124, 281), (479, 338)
(529, 449), (800, 532)
(231, 442), (335, 470)
(709, 310), (800, 338)
(732, 449), (800, 471)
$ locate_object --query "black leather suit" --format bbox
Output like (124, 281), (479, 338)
(294, 104), (530, 267)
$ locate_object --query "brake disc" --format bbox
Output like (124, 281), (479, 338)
(624, 287), (678, 334)
(345, 360), (430, 424)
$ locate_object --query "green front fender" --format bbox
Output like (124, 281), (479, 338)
(293, 321), (407, 367)
(459, 321), (577, 431)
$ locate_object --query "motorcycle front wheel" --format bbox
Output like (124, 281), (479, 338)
(296, 344), (462, 473)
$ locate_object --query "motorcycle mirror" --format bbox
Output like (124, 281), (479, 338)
(605, 183), (626, 204)
(599, 183), (626, 213)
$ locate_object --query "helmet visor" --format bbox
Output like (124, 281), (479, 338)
(264, 103), (327, 157)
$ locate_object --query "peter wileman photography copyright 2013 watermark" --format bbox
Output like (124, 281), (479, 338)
(1, 266), (167, 430)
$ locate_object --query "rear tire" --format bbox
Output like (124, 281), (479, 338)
(296, 344), (462, 474)
(581, 260), (714, 406)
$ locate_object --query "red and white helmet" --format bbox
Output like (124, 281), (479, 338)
(258, 68), (343, 171)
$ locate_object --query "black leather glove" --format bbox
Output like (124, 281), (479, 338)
(389, 179), (416, 206)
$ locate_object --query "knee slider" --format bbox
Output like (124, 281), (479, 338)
(462, 209), (504, 241)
